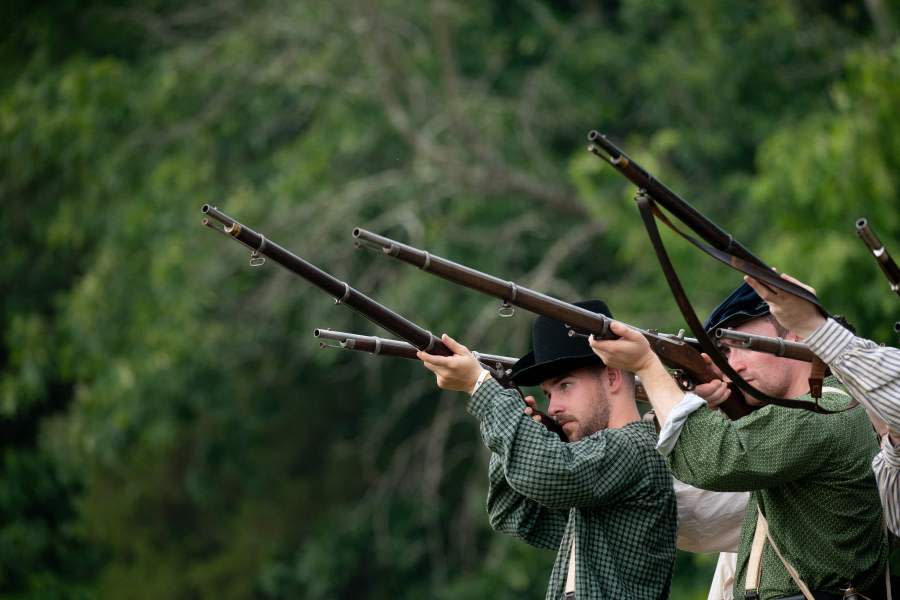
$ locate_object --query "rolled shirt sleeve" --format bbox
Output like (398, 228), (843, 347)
(805, 318), (900, 430)
(656, 392), (707, 456)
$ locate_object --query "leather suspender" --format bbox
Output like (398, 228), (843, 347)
(745, 507), (816, 600)
(564, 538), (576, 599)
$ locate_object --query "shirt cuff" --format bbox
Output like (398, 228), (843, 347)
(881, 433), (900, 469)
(656, 392), (707, 456)
(804, 318), (856, 365)
(466, 376), (504, 419)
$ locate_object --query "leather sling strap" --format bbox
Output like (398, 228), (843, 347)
(641, 192), (822, 308)
(635, 192), (857, 415)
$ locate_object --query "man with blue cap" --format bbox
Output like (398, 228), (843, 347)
(589, 283), (888, 600)
(742, 273), (899, 540)
(417, 300), (677, 600)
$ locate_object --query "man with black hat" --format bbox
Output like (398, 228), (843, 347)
(588, 284), (889, 600)
(417, 300), (677, 600)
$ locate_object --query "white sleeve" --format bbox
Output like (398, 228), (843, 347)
(673, 478), (748, 553)
(656, 392), (707, 456)
(872, 434), (900, 537)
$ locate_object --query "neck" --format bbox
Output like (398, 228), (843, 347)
(607, 394), (641, 429)
(785, 360), (813, 398)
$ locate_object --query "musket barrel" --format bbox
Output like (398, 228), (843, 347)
(314, 328), (421, 360)
(313, 328), (519, 371)
(354, 228), (616, 339)
(715, 328), (816, 362)
(856, 217), (900, 296)
(586, 131), (823, 310)
(203, 208), (567, 438)
(202, 206), (450, 356)
(586, 131), (763, 267)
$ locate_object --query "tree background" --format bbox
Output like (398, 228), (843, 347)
(2, 0), (898, 598)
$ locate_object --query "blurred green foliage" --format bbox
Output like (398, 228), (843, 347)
(1, 0), (898, 598)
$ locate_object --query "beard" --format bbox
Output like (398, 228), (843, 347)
(559, 388), (610, 441)
(580, 397), (610, 438)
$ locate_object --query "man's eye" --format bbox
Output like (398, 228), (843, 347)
(560, 382), (571, 391)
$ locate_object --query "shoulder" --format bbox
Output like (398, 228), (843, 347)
(585, 420), (659, 447)
(590, 421), (669, 472)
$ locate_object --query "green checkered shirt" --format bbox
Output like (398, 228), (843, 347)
(469, 378), (677, 600)
(667, 377), (888, 599)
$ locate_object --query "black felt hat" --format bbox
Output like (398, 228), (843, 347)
(509, 300), (611, 386)
(704, 282), (770, 333)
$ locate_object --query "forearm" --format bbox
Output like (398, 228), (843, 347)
(635, 354), (686, 427)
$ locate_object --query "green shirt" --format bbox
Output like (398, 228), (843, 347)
(667, 378), (888, 599)
(469, 378), (676, 600)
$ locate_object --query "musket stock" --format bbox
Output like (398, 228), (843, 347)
(353, 228), (753, 419)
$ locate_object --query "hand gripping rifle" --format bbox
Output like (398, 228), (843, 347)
(352, 228), (756, 419)
(586, 132), (845, 411)
(200, 205), (564, 438)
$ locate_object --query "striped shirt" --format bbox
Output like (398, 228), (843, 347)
(805, 317), (900, 535)
(469, 378), (677, 600)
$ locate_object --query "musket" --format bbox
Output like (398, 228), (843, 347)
(856, 218), (900, 297)
(585, 131), (822, 304)
(200, 205), (565, 438)
(353, 228), (754, 419)
(314, 328), (518, 377)
(315, 328), (652, 403)
(715, 328), (816, 362)
(584, 131), (848, 409)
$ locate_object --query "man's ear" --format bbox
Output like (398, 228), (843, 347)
(605, 366), (623, 393)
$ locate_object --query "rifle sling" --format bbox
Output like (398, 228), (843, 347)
(646, 199), (823, 308)
(635, 192), (856, 414)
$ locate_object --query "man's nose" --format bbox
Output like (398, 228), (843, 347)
(548, 397), (565, 416)
(728, 349), (748, 374)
